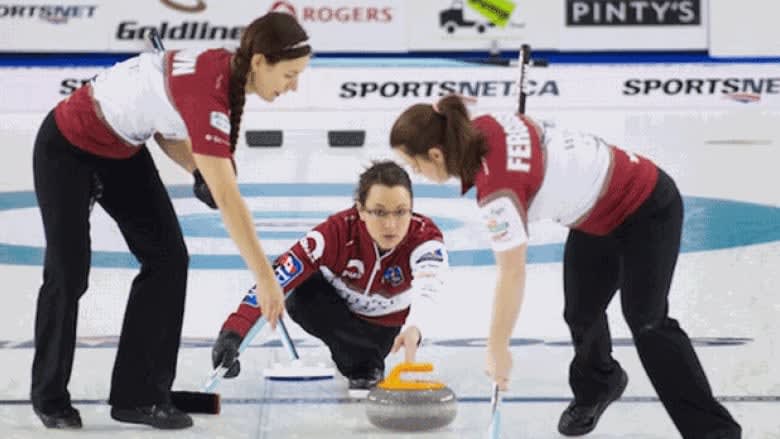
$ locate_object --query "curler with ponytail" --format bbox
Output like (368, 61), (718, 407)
(390, 95), (486, 187)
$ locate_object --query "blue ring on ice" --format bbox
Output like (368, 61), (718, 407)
(0, 183), (778, 269)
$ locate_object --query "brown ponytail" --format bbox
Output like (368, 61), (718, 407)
(229, 12), (311, 153)
(389, 95), (486, 187)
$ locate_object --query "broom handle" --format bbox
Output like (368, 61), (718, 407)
(487, 381), (502, 438)
(149, 28), (164, 52)
(490, 382), (501, 415)
(277, 317), (300, 360)
(203, 289), (302, 391)
(517, 43), (531, 115)
(203, 316), (268, 392)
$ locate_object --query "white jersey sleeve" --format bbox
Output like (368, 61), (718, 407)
(480, 194), (529, 252)
(404, 240), (449, 330)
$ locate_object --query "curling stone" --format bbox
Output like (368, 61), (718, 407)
(366, 362), (457, 432)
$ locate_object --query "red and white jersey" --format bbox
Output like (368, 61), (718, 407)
(466, 113), (658, 252)
(222, 207), (448, 337)
(54, 48), (233, 159)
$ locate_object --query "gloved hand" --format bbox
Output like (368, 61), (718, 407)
(193, 169), (217, 210)
(211, 330), (242, 378)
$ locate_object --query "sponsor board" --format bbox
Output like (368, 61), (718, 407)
(0, 0), (759, 53)
(108, 0), (252, 52)
(113, 0), (404, 52)
(561, 0), (707, 50)
(623, 76), (780, 104)
(246, 63), (780, 111)
(0, 0), (407, 52)
(405, 0), (560, 51)
(1, 64), (779, 114)
(566, 0), (701, 26)
(268, 0), (405, 52)
(0, 4), (99, 23)
(0, 2), (111, 51)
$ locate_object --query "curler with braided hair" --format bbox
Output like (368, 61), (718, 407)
(228, 12), (311, 153)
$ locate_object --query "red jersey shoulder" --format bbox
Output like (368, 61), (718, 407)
(470, 113), (543, 215)
(169, 48), (231, 97)
(324, 207), (362, 240)
(471, 115), (509, 201)
(196, 48), (232, 94)
(167, 48), (233, 157)
(472, 114), (505, 141)
(407, 213), (443, 245)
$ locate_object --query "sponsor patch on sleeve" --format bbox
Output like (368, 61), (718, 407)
(480, 196), (528, 251)
(274, 253), (303, 287)
(209, 111), (231, 136)
(415, 248), (444, 264)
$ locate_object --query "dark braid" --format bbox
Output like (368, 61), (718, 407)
(228, 48), (250, 153)
(228, 12), (311, 153)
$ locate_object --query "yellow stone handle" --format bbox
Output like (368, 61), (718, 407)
(378, 362), (445, 391)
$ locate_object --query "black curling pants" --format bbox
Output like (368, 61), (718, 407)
(563, 169), (741, 439)
(285, 272), (401, 378)
(31, 111), (189, 412)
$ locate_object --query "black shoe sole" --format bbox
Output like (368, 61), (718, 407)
(558, 370), (628, 436)
(34, 408), (83, 429)
(110, 407), (193, 430)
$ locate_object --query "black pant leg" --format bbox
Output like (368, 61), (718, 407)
(286, 273), (357, 339)
(30, 111), (95, 413)
(286, 273), (400, 377)
(617, 170), (740, 438)
(94, 147), (189, 408)
(563, 229), (623, 403)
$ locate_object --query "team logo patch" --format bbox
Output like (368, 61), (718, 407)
(416, 248), (444, 264)
(383, 266), (404, 287)
(341, 259), (365, 279)
(275, 253), (303, 287)
(480, 196), (528, 249)
(241, 288), (259, 308)
(487, 218), (510, 242)
(298, 230), (325, 263)
(210, 111), (231, 135)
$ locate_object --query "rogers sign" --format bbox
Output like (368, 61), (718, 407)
(269, 1), (393, 23)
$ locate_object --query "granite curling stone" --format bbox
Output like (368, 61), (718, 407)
(366, 362), (457, 432)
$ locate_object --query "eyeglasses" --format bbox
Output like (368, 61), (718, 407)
(362, 208), (412, 219)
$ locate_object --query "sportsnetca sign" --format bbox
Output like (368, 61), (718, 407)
(3, 62), (777, 113)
